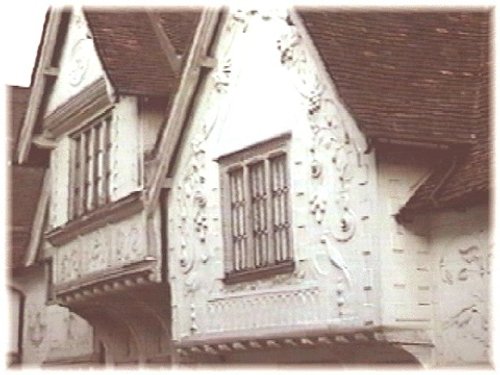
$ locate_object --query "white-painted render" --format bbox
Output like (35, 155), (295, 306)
(168, 8), (378, 342)
(165, 8), (490, 366)
(46, 7), (106, 114)
(11, 268), (94, 365)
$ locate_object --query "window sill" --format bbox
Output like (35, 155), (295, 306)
(223, 260), (295, 285)
(45, 191), (144, 247)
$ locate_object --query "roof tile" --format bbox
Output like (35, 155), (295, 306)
(298, 10), (491, 212)
(84, 8), (201, 97)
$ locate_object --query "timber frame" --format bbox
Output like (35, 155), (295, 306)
(145, 8), (222, 216)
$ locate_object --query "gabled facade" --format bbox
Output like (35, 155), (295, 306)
(165, 8), (491, 366)
(10, 6), (491, 368)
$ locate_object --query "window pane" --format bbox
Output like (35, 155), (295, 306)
(103, 116), (112, 204)
(249, 161), (267, 268)
(69, 113), (113, 219)
(229, 168), (246, 271)
(71, 136), (81, 220)
(93, 122), (101, 209)
(270, 154), (290, 262)
(85, 128), (94, 212)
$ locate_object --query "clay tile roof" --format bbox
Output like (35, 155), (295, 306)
(157, 9), (201, 56)
(84, 8), (201, 97)
(400, 131), (490, 214)
(9, 166), (46, 269)
(8, 87), (46, 270)
(298, 10), (491, 212)
(298, 10), (490, 145)
(8, 86), (31, 161)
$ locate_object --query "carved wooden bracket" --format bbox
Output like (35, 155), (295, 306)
(55, 259), (157, 303)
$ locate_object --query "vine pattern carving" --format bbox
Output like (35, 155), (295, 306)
(27, 307), (47, 348)
(69, 38), (91, 87)
(276, 16), (368, 242)
(437, 233), (489, 364)
(173, 11), (257, 334)
(175, 7), (259, 275)
(54, 215), (146, 286)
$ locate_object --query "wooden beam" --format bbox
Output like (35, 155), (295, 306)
(146, 10), (182, 75)
(25, 171), (51, 267)
(145, 8), (221, 217)
(32, 134), (57, 149)
(200, 56), (217, 68)
(17, 9), (63, 164)
(43, 66), (59, 77)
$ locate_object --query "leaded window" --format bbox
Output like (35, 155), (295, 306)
(219, 134), (293, 283)
(69, 113), (112, 219)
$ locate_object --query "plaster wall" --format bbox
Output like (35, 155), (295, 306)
(376, 154), (434, 329)
(8, 289), (21, 355)
(46, 7), (107, 114)
(168, 8), (379, 342)
(139, 98), (166, 156)
(11, 267), (94, 365)
(376, 154), (490, 366)
(429, 204), (490, 365)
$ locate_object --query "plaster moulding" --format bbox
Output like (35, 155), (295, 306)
(27, 307), (48, 348)
(69, 37), (92, 87)
(276, 12), (365, 244)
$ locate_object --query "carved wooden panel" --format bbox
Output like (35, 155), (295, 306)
(54, 212), (149, 286)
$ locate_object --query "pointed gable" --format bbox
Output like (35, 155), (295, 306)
(45, 7), (107, 114)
